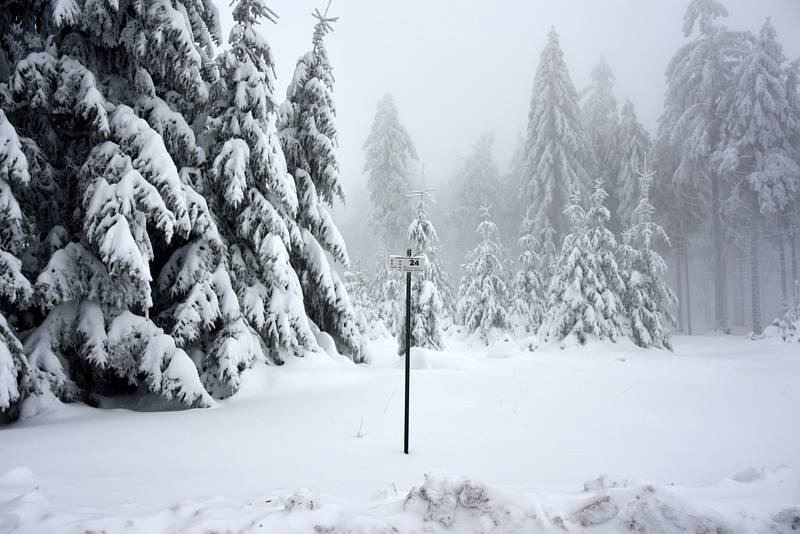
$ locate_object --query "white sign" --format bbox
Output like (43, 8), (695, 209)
(388, 255), (426, 272)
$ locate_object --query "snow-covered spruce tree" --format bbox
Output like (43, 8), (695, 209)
(541, 187), (621, 345)
(512, 210), (555, 333)
(456, 205), (510, 344)
(204, 0), (321, 383)
(2, 0), (222, 408)
(417, 197), (455, 317)
(368, 245), (404, 332)
(657, 0), (749, 331)
(616, 100), (653, 228)
(618, 161), (677, 349)
(581, 57), (621, 227)
(0, 110), (34, 420)
(444, 133), (502, 257)
(279, 8), (366, 362)
(720, 19), (800, 335)
(343, 266), (381, 339)
(586, 179), (626, 333)
(522, 28), (594, 241)
(397, 198), (450, 354)
(363, 94), (418, 250)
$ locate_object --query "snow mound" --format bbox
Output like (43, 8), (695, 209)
(517, 335), (539, 352)
(403, 474), (536, 529)
(732, 466), (765, 483)
(2, 470), (796, 533)
(485, 339), (517, 359)
(404, 474), (734, 533)
(582, 474), (630, 491)
(280, 488), (321, 511)
(572, 484), (731, 532)
(394, 348), (475, 370)
(0, 466), (35, 486)
(773, 507), (800, 530)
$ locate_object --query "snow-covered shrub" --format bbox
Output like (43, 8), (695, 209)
(511, 214), (554, 335)
(772, 303), (799, 343)
(618, 160), (676, 350)
(397, 198), (450, 354)
(344, 269), (390, 341)
(540, 185), (622, 345)
(456, 205), (510, 344)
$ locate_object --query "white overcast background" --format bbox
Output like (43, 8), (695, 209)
(218, 0), (800, 259)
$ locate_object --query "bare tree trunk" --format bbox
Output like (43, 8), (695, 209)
(736, 255), (746, 325)
(743, 256), (750, 324)
(675, 246), (684, 332)
(711, 173), (727, 331)
(778, 235), (787, 303)
(683, 239), (693, 336)
(750, 204), (762, 335)
(789, 218), (798, 306)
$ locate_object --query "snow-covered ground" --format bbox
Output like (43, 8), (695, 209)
(1, 334), (798, 533)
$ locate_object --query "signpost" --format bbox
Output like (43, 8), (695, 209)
(388, 249), (426, 454)
(387, 254), (425, 272)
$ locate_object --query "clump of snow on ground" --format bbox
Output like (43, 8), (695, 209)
(1, 467), (799, 533)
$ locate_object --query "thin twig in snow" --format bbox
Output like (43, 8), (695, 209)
(383, 389), (396, 413)
(356, 416), (364, 438)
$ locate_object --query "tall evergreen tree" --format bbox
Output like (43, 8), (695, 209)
(522, 28), (594, 241)
(456, 205), (510, 344)
(658, 0), (748, 331)
(581, 57), (620, 188)
(721, 19), (800, 335)
(444, 133), (502, 257)
(0, 110), (34, 419)
(201, 0), (323, 396)
(616, 100), (653, 227)
(786, 59), (800, 304)
(0, 0), (369, 412)
(1, 0), (223, 409)
(363, 95), (418, 250)
(279, 7), (366, 362)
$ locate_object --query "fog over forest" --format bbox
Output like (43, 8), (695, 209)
(220, 0), (800, 332)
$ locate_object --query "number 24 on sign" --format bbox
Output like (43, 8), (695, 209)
(388, 255), (426, 272)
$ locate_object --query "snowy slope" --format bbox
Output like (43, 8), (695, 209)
(1, 334), (798, 532)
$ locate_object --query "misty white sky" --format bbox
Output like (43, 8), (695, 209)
(219, 0), (800, 225)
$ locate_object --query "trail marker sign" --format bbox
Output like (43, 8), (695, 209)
(389, 249), (425, 454)
(388, 255), (426, 272)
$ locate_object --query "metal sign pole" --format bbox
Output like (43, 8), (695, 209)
(404, 248), (412, 455)
(387, 250), (425, 454)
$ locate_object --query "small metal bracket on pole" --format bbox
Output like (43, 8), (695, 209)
(387, 250), (426, 454)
